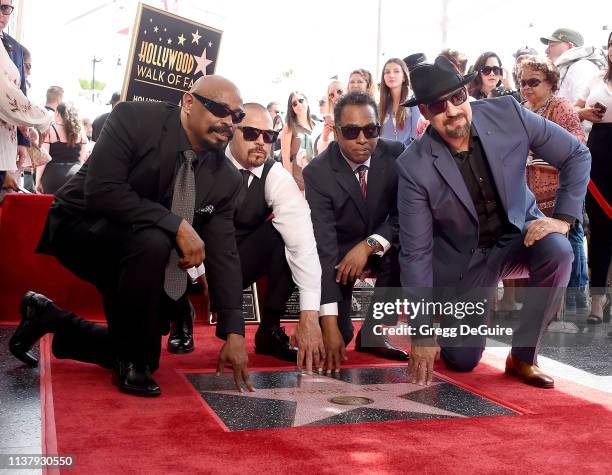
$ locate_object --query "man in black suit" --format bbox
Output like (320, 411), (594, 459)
(9, 76), (253, 397)
(303, 92), (409, 371)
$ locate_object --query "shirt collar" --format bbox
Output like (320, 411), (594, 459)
(340, 148), (371, 171)
(225, 145), (265, 179)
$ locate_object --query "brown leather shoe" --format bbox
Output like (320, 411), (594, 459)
(505, 353), (554, 389)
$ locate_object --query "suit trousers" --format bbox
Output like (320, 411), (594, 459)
(439, 232), (573, 371)
(336, 247), (401, 345)
(46, 207), (175, 371)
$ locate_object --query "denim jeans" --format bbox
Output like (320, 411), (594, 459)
(567, 222), (588, 289)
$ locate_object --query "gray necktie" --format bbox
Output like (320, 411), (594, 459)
(164, 150), (197, 300)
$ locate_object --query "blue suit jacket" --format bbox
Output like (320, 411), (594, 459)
(4, 33), (29, 146)
(397, 96), (591, 288)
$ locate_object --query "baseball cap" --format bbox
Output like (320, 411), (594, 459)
(540, 28), (584, 47)
(513, 46), (538, 59)
(107, 92), (120, 105)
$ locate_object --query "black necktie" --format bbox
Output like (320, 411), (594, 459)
(235, 169), (251, 208)
(164, 150), (197, 300)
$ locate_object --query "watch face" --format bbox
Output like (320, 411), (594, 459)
(367, 237), (377, 248)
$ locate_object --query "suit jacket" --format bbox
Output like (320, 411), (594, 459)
(39, 101), (244, 337)
(4, 33), (29, 146)
(397, 95), (591, 288)
(303, 139), (404, 305)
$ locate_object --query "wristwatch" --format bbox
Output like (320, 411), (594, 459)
(366, 236), (383, 253)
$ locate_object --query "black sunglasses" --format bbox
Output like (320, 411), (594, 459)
(338, 123), (381, 140)
(426, 88), (468, 116)
(291, 98), (305, 107)
(480, 66), (502, 76)
(191, 92), (245, 124)
(0, 5), (14, 14)
(519, 78), (542, 88)
(237, 126), (278, 144)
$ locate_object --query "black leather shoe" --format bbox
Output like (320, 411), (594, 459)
(9, 292), (56, 367)
(255, 325), (297, 362)
(167, 301), (195, 354)
(355, 331), (409, 361)
(112, 360), (161, 397)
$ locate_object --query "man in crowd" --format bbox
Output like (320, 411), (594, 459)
(266, 101), (283, 132)
(9, 76), (252, 397)
(92, 91), (120, 141)
(170, 103), (325, 369)
(304, 92), (409, 371)
(397, 56), (590, 388)
(44, 86), (64, 115)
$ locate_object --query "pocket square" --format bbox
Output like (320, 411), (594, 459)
(196, 204), (215, 216)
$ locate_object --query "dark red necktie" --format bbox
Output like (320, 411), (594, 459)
(356, 165), (368, 200)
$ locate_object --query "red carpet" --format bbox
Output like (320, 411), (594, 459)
(42, 325), (612, 474)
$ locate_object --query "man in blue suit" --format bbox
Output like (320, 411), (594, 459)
(396, 56), (590, 388)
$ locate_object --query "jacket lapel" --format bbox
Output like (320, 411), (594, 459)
(430, 132), (478, 223)
(365, 145), (387, 224)
(194, 150), (222, 209)
(331, 144), (369, 224)
(157, 107), (183, 200)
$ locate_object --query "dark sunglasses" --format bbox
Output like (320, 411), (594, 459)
(328, 89), (344, 99)
(339, 123), (381, 140)
(291, 98), (305, 107)
(480, 66), (502, 76)
(191, 92), (245, 124)
(0, 5), (14, 14)
(519, 78), (542, 88)
(237, 126), (278, 144)
(426, 88), (468, 115)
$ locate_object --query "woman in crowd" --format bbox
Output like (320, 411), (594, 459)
(1, 35), (49, 192)
(37, 102), (88, 194)
(468, 52), (505, 99)
(280, 91), (322, 190)
(347, 69), (377, 99)
(574, 31), (612, 324)
(379, 58), (421, 145)
(326, 79), (345, 114)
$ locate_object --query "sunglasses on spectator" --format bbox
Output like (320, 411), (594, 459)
(0, 5), (14, 14)
(328, 89), (344, 99)
(426, 88), (468, 115)
(519, 78), (542, 88)
(480, 66), (502, 76)
(191, 92), (245, 124)
(292, 98), (306, 107)
(237, 126), (278, 144)
(339, 123), (381, 140)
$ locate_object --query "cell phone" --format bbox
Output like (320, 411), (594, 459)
(593, 102), (607, 114)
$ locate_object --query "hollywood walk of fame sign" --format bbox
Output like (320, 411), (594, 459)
(186, 367), (518, 431)
(121, 3), (222, 104)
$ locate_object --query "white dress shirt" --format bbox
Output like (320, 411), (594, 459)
(226, 148), (321, 311)
(319, 152), (391, 317)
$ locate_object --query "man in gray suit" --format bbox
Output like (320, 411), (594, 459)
(396, 56), (590, 388)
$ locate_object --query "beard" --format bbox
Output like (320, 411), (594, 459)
(444, 115), (470, 139)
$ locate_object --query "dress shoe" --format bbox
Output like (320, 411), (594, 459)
(505, 353), (554, 389)
(255, 325), (297, 362)
(167, 301), (195, 354)
(112, 360), (161, 397)
(355, 331), (409, 361)
(9, 292), (56, 367)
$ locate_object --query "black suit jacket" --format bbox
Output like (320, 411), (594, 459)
(303, 139), (404, 305)
(39, 101), (244, 337)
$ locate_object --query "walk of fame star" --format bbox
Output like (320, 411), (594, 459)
(192, 29), (202, 44)
(194, 49), (213, 76)
(186, 367), (517, 432)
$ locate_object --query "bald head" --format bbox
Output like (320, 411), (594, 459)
(190, 75), (241, 102)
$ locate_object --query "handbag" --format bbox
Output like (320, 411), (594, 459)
(28, 144), (52, 167)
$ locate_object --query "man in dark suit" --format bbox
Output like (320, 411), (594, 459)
(304, 92), (409, 372)
(397, 56), (590, 388)
(9, 76), (253, 397)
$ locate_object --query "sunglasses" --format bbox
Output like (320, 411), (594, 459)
(191, 92), (245, 124)
(237, 126), (278, 144)
(519, 78), (542, 88)
(328, 89), (344, 99)
(0, 5), (14, 14)
(292, 98), (305, 107)
(480, 66), (502, 76)
(338, 123), (381, 140)
(426, 88), (468, 115)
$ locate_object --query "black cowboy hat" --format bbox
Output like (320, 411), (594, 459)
(401, 55), (477, 108)
(403, 53), (427, 71)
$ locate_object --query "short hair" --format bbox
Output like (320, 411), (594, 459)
(46, 86), (64, 103)
(266, 101), (280, 111)
(21, 45), (31, 60)
(518, 56), (560, 92)
(440, 48), (468, 74)
(334, 92), (379, 125)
